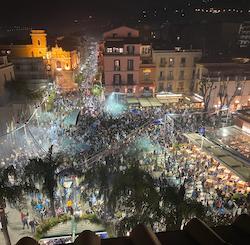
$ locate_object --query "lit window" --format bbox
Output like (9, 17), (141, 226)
(107, 48), (112, 53)
(169, 58), (174, 66)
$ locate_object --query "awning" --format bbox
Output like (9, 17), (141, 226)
(63, 110), (80, 127)
(138, 98), (152, 107)
(127, 98), (139, 104)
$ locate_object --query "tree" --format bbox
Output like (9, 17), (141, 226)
(159, 180), (206, 230)
(108, 164), (160, 234)
(218, 76), (243, 110)
(82, 162), (116, 220)
(24, 146), (79, 217)
(0, 165), (27, 245)
(199, 78), (216, 112)
(75, 73), (84, 85)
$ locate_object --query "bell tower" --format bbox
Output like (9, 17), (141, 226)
(30, 30), (47, 58)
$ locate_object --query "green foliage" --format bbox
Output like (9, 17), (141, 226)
(35, 214), (70, 240)
(75, 73), (84, 85)
(91, 84), (103, 96)
(35, 214), (102, 240)
(24, 146), (81, 217)
(0, 165), (25, 205)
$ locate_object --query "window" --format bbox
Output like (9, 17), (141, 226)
(127, 59), (134, 71)
(169, 58), (174, 67)
(38, 40), (41, 46)
(31, 51), (34, 57)
(112, 47), (123, 53)
(4, 74), (7, 82)
(159, 71), (164, 80)
(107, 48), (112, 53)
(160, 57), (166, 66)
(142, 47), (151, 55)
(127, 74), (134, 85)
(179, 70), (184, 80)
(181, 57), (186, 66)
(113, 74), (121, 85)
(10, 71), (13, 80)
(168, 71), (174, 80)
(127, 46), (135, 54)
(113, 33), (118, 38)
(114, 60), (120, 71)
(128, 32), (132, 37)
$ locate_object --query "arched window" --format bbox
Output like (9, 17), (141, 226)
(38, 40), (41, 46)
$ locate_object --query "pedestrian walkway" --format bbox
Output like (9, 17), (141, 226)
(0, 206), (33, 245)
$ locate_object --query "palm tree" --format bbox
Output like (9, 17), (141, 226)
(159, 180), (206, 230)
(0, 165), (27, 245)
(108, 164), (160, 234)
(82, 162), (115, 219)
(24, 146), (80, 217)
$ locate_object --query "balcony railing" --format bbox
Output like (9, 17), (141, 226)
(158, 76), (165, 81)
(159, 62), (166, 67)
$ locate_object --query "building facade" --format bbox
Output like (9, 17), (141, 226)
(195, 61), (250, 111)
(0, 30), (47, 58)
(101, 26), (157, 96)
(153, 48), (202, 93)
(0, 56), (15, 96)
(102, 26), (141, 95)
(0, 30), (80, 89)
(238, 21), (250, 48)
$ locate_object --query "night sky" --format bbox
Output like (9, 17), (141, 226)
(0, 0), (249, 26)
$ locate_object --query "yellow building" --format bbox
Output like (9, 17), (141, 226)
(152, 48), (202, 93)
(0, 30), (47, 58)
(0, 30), (80, 80)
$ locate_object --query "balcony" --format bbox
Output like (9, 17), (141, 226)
(159, 62), (166, 67)
(167, 76), (174, 80)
